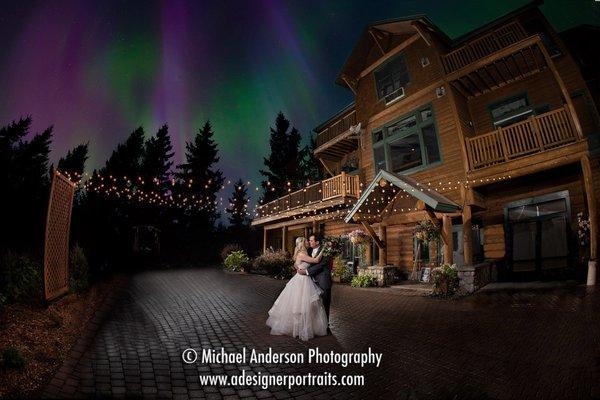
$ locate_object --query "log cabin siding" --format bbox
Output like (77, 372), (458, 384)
(355, 37), (445, 128)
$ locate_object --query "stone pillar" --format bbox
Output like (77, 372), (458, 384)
(462, 205), (473, 266)
(378, 225), (387, 266)
(443, 214), (453, 265)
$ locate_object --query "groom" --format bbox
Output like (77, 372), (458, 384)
(297, 234), (332, 333)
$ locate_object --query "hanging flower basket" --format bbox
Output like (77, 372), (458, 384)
(347, 229), (370, 245)
(413, 220), (441, 243)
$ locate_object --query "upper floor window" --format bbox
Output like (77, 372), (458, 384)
(372, 105), (441, 174)
(489, 92), (533, 128)
(374, 54), (410, 103)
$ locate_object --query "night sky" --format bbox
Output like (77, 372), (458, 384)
(0, 0), (598, 205)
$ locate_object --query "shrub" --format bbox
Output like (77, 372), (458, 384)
(0, 251), (43, 304)
(2, 346), (26, 371)
(224, 250), (250, 272)
(220, 243), (242, 262)
(69, 245), (90, 294)
(252, 250), (294, 279)
(432, 263), (459, 296)
(332, 257), (353, 283)
(351, 273), (377, 288)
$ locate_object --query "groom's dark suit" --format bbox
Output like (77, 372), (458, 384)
(307, 246), (332, 323)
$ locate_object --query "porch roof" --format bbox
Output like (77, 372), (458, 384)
(344, 170), (461, 223)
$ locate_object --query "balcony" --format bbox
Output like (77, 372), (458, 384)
(443, 34), (548, 99)
(252, 172), (361, 225)
(442, 21), (528, 74)
(314, 110), (360, 160)
(465, 106), (581, 171)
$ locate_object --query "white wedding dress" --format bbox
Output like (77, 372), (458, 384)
(266, 258), (328, 341)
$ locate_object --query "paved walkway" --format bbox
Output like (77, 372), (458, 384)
(42, 268), (600, 399)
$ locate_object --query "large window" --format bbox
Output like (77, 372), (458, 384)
(372, 105), (441, 174)
(488, 93), (533, 128)
(374, 54), (410, 101)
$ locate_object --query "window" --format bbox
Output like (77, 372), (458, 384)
(372, 105), (441, 174)
(374, 54), (410, 101)
(489, 93), (532, 128)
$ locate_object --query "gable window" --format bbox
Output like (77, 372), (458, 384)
(372, 105), (441, 174)
(489, 93), (533, 128)
(374, 54), (410, 103)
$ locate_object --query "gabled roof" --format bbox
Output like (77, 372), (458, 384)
(335, 0), (544, 91)
(344, 169), (461, 223)
(335, 15), (450, 88)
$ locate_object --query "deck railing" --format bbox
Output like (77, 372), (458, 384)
(465, 106), (579, 170)
(256, 172), (361, 218)
(316, 110), (357, 148)
(442, 21), (527, 74)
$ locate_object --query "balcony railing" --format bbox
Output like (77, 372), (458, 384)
(256, 172), (361, 219)
(465, 106), (579, 170)
(316, 110), (357, 148)
(442, 21), (527, 74)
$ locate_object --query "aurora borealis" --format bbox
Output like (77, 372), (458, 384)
(0, 0), (597, 206)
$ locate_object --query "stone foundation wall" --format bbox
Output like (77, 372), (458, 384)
(457, 262), (497, 293)
(357, 266), (398, 286)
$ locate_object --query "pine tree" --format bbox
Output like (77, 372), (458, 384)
(175, 120), (225, 226)
(259, 112), (304, 204)
(299, 134), (323, 185)
(141, 124), (174, 195)
(0, 116), (53, 251)
(103, 126), (145, 181)
(57, 143), (89, 179)
(226, 179), (250, 229)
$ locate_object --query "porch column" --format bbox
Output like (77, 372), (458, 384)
(462, 205), (473, 266)
(304, 226), (308, 239)
(365, 241), (373, 266)
(282, 226), (288, 253)
(312, 220), (318, 236)
(443, 214), (454, 265)
(263, 227), (267, 253)
(378, 225), (387, 266)
(581, 155), (598, 285)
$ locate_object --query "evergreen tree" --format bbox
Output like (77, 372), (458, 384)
(259, 112), (304, 204)
(103, 126), (145, 181)
(225, 179), (250, 229)
(57, 143), (89, 178)
(299, 134), (323, 184)
(141, 124), (174, 195)
(175, 120), (225, 226)
(0, 116), (53, 252)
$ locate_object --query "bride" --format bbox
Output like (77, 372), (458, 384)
(266, 237), (328, 341)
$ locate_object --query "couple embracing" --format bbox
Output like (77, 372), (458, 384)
(266, 234), (332, 341)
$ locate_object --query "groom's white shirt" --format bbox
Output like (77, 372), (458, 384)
(311, 246), (320, 257)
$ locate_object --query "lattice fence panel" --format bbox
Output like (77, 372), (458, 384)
(44, 170), (75, 301)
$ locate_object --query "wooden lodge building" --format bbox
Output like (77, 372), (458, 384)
(252, 1), (600, 287)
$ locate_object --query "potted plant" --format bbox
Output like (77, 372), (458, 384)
(431, 263), (459, 297)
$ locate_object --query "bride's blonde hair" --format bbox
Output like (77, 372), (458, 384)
(293, 237), (307, 261)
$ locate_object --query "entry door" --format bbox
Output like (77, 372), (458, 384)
(506, 191), (570, 278)
(452, 225), (464, 266)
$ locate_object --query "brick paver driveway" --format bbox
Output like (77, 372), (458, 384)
(42, 267), (600, 399)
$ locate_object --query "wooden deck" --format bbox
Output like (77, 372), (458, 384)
(252, 172), (361, 225)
